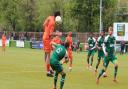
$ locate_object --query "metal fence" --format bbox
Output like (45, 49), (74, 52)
(0, 31), (126, 43)
(0, 31), (100, 43)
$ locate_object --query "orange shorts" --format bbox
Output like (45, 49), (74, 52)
(67, 48), (73, 60)
(43, 39), (51, 53)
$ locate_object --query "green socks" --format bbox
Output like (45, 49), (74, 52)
(96, 60), (100, 70)
(54, 72), (66, 89)
(60, 74), (66, 89)
(87, 57), (89, 65)
(96, 65), (98, 70)
(114, 66), (118, 79)
(54, 72), (58, 87)
(90, 57), (93, 66)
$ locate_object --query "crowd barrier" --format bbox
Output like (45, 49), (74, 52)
(0, 40), (128, 53)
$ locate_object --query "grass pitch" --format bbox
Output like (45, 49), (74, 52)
(0, 47), (128, 89)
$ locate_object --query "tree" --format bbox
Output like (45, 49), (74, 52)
(102, 0), (118, 31)
(0, 0), (125, 32)
(0, 0), (20, 31)
(20, 0), (38, 31)
(63, 0), (118, 32)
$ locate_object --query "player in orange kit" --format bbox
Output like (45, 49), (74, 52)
(2, 33), (6, 53)
(43, 11), (61, 77)
(52, 31), (62, 45)
(65, 32), (73, 71)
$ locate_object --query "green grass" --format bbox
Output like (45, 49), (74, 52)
(0, 47), (128, 89)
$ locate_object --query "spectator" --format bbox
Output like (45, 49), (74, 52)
(76, 40), (80, 53)
(120, 41), (125, 55)
(24, 32), (28, 40)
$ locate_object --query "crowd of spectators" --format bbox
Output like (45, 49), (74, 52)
(0, 32), (43, 41)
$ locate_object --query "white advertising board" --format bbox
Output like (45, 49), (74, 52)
(0, 39), (10, 47)
(113, 23), (128, 41)
(16, 40), (24, 48)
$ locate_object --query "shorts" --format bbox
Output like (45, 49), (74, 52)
(2, 44), (5, 47)
(50, 58), (63, 73)
(121, 47), (125, 52)
(98, 50), (104, 60)
(43, 38), (51, 52)
(88, 50), (95, 56)
(103, 55), (117, 67)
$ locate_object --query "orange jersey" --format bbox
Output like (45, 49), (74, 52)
(2, 35), (6, 44)
(52, 36), (62, 44)
(43, 16), (55, 52)
(43, 16), (55, 40)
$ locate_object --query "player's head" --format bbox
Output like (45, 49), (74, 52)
(89, 32), (93, 38)
(55, 31), (62, 37)
(100, 30), (105, 36)
(64, 42), (70, 49)
(58, 32), (62, 37)
(68, 32), (72, 36)
(2, 32), (6, 36)
(108, 26), (113, 35)
(54, 11), (61, 17)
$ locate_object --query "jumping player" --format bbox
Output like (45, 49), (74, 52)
(43, 11), (61, 77)
(50, 42), (69, 89)
(65, 32), (73, 71)
(96, 27), (118, 84)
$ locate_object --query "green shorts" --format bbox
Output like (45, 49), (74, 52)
(50, 58), (63, 73)
(88, 50), (95, 56)
(103, 55), (117, 67)
(98, 50), (104, 60)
